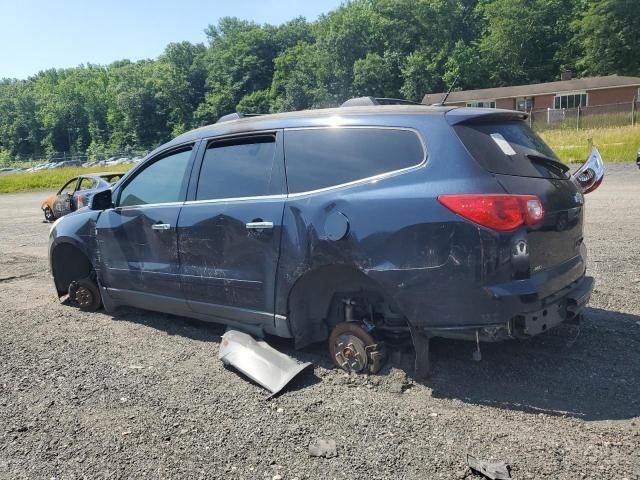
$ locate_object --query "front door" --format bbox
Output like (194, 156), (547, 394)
(178, 132), (286, 325)
(96, 145), (195, 298)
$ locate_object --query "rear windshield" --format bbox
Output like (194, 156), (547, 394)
(454, 121), (568, 179)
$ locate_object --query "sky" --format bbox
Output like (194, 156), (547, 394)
(0, 0), (344, 79)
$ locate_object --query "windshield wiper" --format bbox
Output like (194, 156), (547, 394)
(527, 154), (570, 176)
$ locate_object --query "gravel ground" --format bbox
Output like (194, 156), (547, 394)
(1, 164), (639, 480)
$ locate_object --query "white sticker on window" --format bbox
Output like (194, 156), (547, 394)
(490, 133), (517, 156)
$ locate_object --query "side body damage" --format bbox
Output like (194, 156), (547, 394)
(48, 105), (597, 376)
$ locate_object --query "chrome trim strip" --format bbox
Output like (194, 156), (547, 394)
(183, 194), (286, 206)
(116, 201), (185, 211)
(283, 125), (427, 198)
(116, 126), (426, 206)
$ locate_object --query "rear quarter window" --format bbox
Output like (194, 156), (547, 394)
(454, 121), (567, 179)
(284, 127), (425, 194)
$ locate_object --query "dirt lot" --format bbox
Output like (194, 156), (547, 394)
(1, 164), (639, 480)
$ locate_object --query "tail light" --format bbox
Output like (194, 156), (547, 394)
(437, 194), (544, 231)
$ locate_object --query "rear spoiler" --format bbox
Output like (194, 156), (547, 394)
(445, 108), (528, 125)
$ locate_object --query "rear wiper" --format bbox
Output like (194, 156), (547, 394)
(526, 154), (570, 175)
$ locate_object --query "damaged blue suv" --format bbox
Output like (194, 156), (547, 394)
(48, 99), (604, 376)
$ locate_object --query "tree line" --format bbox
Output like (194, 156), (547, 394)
(1, 0), (638, 161)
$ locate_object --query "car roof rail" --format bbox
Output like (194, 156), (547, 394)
(216, 112), (265, 124)
(340, 96), (420, 107)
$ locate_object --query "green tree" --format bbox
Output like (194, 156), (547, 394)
(270, 42), (334, 112)
(477, 0), (575, 85)
(573, 0), (640, 76)
(353, 52), (401, 97)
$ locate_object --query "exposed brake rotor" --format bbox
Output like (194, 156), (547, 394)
(329, 322), (385, 374)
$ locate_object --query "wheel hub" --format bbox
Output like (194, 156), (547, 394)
(335, 335), (369, 372)
(75, 286), (92, 308)
(329, 322), (386, 374)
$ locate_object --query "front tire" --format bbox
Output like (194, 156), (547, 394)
(43, 206), (56, 222)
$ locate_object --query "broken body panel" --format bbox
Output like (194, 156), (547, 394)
(48, 105), (598, 372)
(218, 330), (311, 395)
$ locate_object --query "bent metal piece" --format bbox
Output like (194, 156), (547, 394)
(218, 330), (312, 395)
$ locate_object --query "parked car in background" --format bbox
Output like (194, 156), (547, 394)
(48, 100), (604, 376)
(41, 173), (124, 221)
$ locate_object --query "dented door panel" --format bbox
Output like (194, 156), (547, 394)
(97, 205), (183, 297)
(178, 198), (285, 313)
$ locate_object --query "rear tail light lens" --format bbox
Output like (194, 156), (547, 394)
(437, 194), (544, 231)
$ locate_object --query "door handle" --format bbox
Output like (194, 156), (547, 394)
(151, 223), (171, 231)
(246, 221), (274, 230)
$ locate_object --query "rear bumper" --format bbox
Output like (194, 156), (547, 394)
(423, 275), (593, 341)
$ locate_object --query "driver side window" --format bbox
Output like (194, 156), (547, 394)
(119, 148), (192, 207)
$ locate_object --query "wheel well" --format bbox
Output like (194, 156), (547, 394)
(51, 243), (94, 296)
(287, 264), (391, 348)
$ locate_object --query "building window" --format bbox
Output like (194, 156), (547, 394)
(466, 100), (496, 108)
(554, 92), (587, 109)
(516, 97), (533, 112)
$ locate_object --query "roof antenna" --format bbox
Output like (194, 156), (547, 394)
(436, 74), (459, 106)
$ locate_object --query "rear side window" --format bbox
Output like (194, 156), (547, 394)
(454, 121), (567, 179)
(196, 135), (276, 200)
(284, 128), (425, 193)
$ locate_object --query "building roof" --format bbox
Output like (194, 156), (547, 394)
(422, 75), (640, 104)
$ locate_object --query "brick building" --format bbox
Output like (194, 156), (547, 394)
(422, 74), (640, 111)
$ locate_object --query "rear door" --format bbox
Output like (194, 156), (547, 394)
(178, 132), (286, 325)
(453, 120), (584, 272)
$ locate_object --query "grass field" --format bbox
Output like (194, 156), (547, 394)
(0, 165), (133, 194)
(538, 124), (640, 163)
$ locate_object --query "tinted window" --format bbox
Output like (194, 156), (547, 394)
(119, 148), (191, 207)
(454, 121), (567, 179)
(196, 136), (276, 200)
(285, 128), (424, 193)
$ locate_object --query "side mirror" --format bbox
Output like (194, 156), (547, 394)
(571, 146), (604, 194)
(90, 188), (113, 210)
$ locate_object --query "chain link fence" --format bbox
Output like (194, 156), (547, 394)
(529, 100), (639, 131)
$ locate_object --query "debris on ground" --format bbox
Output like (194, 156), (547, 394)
(218, 329), (312, 395)
(308, 438), (337, 458)
(466, 454), (512, 480)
